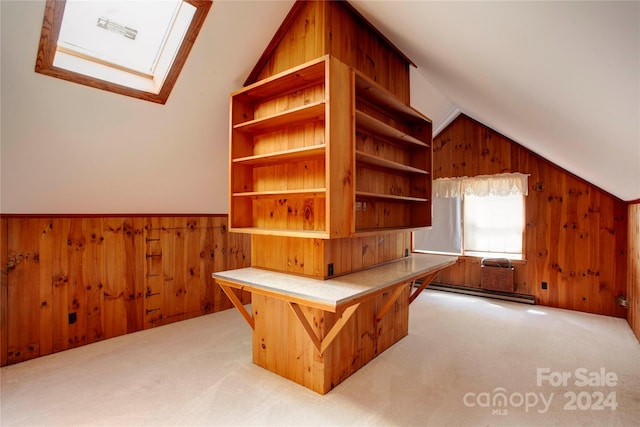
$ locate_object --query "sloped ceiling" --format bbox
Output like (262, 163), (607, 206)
(348, 1), (639, 201)
(1, 1), (637, 214)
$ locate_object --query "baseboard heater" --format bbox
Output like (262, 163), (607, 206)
(423, 282), (536, 305)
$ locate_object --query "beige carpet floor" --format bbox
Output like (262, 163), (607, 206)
(2, 289), (639, 426)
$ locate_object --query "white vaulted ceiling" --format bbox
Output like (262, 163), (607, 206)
(1, 1), (638, 214)
(349, 1), (640, 201)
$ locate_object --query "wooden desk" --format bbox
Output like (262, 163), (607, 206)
(214, 253), (457, 394)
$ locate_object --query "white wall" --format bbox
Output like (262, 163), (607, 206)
(410, 67), (457, 137)
(0, 0), (293, 214)
(0, 0), (455, 214)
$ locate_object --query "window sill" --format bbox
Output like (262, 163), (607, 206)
(458, 255), (528, 266)
(412, 250), (527, 265)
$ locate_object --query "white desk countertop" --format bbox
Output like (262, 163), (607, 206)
(213, 253), (457, 311)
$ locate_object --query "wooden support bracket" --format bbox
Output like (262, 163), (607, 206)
(375, 270), (441, 323)
(375, 283), (407, 322)
(288, 302), (360, 355)
(409, 271), (439, 304)
(219, 284), (254, 330)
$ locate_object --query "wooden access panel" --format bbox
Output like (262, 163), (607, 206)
(143, 217), (251, 329)
(102, 218), (145, 338)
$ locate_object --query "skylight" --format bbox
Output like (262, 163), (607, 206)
(35, 0), (212, 104)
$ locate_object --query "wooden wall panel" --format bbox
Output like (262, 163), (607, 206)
(254, 1), (325, 83)
(251, 231), (411, 279)
(66, 218), (88, 349)
(103, 218), (128, 338)
(0, 215), (251, 366)
(221, 220), (252, 309)
(249, 0), (411, 103)
(629, 203), (640, 342)
(124, 218), (145, 332)
(38, 219), (55, 356)
(432, 115), (628, 318)
(326, 1), (410, 103)
(83, 217), (105, 344)
(144, 217), (164, 328)
(50, 218), (69, 354)
(6, 219), (46, 363)
(144, 217), (251, 328)
(0, 217), (8, 366)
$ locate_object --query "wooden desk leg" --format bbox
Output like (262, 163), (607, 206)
(409, 271), (439, 304)
(288, 302), (360, 355)
(219, 284), (254, 330)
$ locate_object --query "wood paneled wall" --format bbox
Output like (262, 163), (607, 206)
(0, 215), (251, 366)
(432, 115), (628, 318)
(251, 232), (412, 279)
(629, 203), (640, 341)
(246, 0), (411, 103)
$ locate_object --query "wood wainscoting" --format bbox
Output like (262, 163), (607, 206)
(629, 202), (640, 342)
(0, 215), (251, 366)
(432, 115), (628, 319)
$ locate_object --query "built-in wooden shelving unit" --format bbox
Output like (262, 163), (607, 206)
(229, 56), (432, 239)
(352, 70), (432, 234)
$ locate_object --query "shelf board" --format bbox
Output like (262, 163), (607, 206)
(233, 145), (326, 166)
(228, 227), (330, 239)
(354, 71), (431, 126)
(354, 225), (428, 237)
(234, 57), (327, 101)
(235, 101), (325, 133)
(356, 110), (428, 148)
(356, 191), (427, 203)
(355, 151), (428, 175)
(233, 188), (327, 198)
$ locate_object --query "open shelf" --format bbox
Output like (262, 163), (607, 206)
(354, 71), (429, 126)
(355, 150), (428, 175)
(355, 110), (428, 148)
(228, 227), (330, 239)
(236, 56), (327, 101)
(234, 145), (326, 165)
(354, 226), (423, 236)
(228, 56), (432, 239)
(234, 101), (325, 134)
(233, 189), (327, 198)
(355, 191), (427, 203)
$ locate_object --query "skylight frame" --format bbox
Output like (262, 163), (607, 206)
(34, 0), (212, 104)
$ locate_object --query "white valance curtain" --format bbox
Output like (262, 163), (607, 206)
(433, 172), (529, 198)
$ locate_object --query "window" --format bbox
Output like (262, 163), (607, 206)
(414, 173), (528, 260)
(463, 193), (524, 258)
(35, 0), (212, 104)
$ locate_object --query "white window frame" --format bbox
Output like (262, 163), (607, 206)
(414, 173), (528, 260)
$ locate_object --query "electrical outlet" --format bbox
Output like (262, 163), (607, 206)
(541, 281), (548, 290)
(328, 263), (334, 277)
(68, 312), (77, 324)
